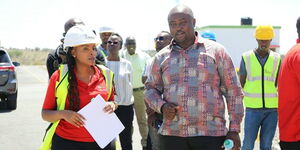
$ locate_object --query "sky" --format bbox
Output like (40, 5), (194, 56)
(0, 0), (299, 54)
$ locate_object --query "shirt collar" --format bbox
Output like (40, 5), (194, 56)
(170, 32), (203, 51)
(254, 49), (269, 58)
(297, 38), (300, 43)
(125, 50), (137, 56)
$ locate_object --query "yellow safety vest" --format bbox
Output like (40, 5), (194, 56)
(40, 64), (114, 150)
(242, 50), (280, 108)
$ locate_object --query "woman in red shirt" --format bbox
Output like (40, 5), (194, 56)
(41, 25), (117, 150)
(278, 16), (300, 150)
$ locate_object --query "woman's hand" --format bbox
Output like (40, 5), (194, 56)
(103, 101), (117, 114)
(61, 110), (86, 128)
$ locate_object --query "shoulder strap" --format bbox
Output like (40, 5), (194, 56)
(97, 65), (114, 100)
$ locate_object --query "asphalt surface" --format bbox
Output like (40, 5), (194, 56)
(0, 65), (280, 150)
(0, 66), (142, 150)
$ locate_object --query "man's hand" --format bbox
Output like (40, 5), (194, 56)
(148, 113), (157, 127)
(226, 131), (241, 150)
(161, 103), (179, 120)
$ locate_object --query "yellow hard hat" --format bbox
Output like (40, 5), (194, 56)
(254, 25), (275, 40)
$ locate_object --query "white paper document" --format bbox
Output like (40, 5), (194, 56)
(78, 94), (124, 148)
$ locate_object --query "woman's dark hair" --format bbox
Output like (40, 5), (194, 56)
(297, 16), (300, 38)
(66, 47), (80, 111)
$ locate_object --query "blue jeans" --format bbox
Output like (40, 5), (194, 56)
(242, 108), (278, 150)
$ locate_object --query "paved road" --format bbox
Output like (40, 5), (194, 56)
(0, 66), (142, 150)
(0, 65), (280, 150)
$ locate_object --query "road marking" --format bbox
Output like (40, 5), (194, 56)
(22, 66), (48, 83)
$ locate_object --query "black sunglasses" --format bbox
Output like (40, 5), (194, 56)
(107, 41), (119, 45)
(154, 36), (165, 41)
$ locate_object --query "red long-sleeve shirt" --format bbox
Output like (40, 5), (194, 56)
(278, 39), (300, 142)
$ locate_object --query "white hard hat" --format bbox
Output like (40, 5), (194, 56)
(63, 25), (100, 51)
(99, 26), (114, 33)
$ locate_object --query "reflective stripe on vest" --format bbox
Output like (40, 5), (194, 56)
(100, 50), (106, 57)
(40, 65), (114, 150)
(242, 50), (280, 108)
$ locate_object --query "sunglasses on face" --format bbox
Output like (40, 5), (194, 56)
(126, 43), (135, 45)
(107, 41), (119, 45)
(154, 36), (165, 41)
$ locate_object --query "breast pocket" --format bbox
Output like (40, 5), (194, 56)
(197, 54), (217, 83)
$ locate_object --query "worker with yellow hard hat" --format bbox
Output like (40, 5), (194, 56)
(239, 25), (281, 150)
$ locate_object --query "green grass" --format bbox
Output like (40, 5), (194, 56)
(7, 49), (52, 65)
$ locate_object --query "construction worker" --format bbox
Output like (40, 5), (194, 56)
(46, 18), (84, 78)
(278, 16), (300, 150)
(240, 25), (281, 150)
(41, 25), (117, 150)
(201, 30), (216, 41)
(97, 26), (114, 56)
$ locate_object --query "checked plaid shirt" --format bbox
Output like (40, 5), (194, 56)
(144, 37), (244, 137)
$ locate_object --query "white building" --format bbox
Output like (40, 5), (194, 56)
(196, 25), (281, 68)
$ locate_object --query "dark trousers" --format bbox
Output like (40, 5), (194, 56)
(160, 135), (226, 150)
(280, 141), (300, 150)
(52, 134), (112, 150)
(147, 133), (152, 150)
(115, 105), (134, 150)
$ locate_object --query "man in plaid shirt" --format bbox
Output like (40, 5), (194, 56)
(144, 5), (244, 150)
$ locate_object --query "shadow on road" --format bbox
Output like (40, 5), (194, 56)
(0, 103), (14, 113)
(0, 109), (13, 113)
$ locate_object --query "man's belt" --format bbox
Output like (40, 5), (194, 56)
(133, 87), (144, 91)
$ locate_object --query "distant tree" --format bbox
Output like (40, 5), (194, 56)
(34, 47), (40, 51)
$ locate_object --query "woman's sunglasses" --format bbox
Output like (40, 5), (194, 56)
(107, 41), (119, 45)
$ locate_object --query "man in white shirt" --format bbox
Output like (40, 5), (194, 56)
(121, 36), (151, 150)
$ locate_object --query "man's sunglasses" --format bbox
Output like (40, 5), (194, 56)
(154, 36), (165, 41)
(107, 41), (119, 45)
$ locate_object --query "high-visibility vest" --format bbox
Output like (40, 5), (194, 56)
(242, 50), (281, 108)
(40, 64), (114, 150)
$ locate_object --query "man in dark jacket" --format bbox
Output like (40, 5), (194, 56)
(46, 18), (106, 78)
(46, 18), (84, 78)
